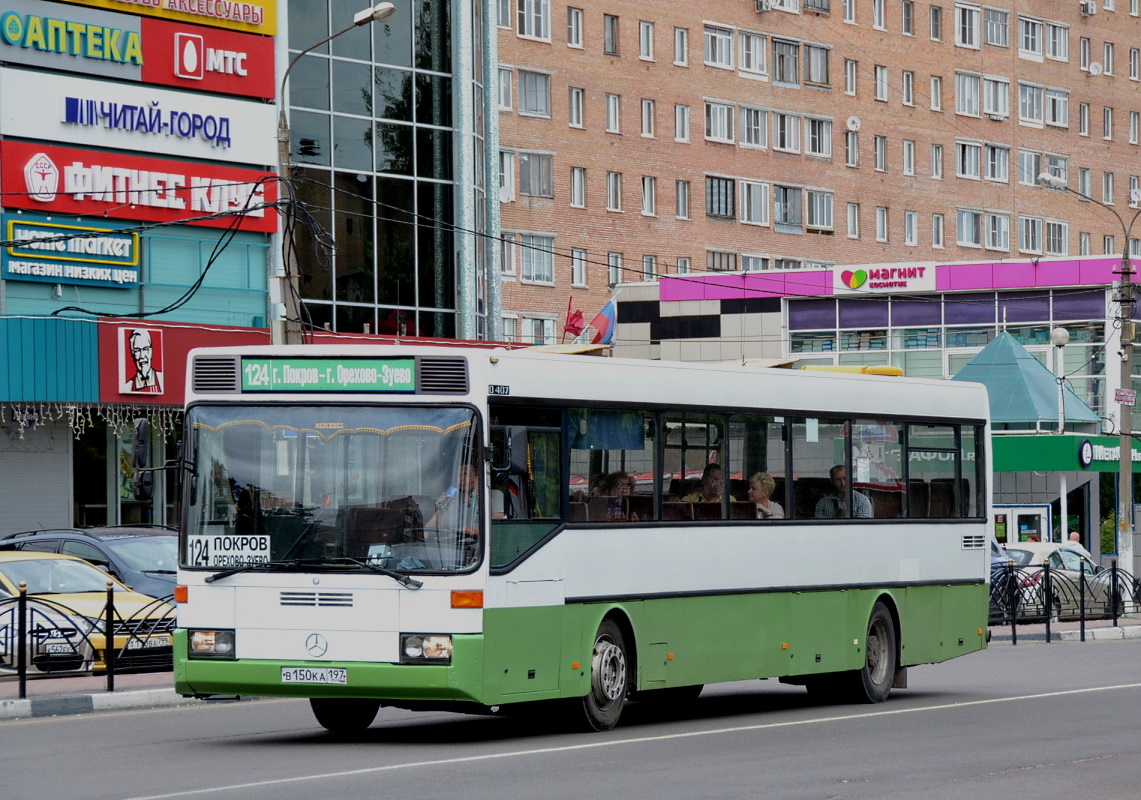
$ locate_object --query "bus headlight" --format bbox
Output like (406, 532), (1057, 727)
(400, 634), (452, 663)
(189, 629), (236, 659)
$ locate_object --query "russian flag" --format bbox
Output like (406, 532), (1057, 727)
(590, 297), (618, 345)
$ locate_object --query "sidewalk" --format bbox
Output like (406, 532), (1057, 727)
(4, 618), (1141, 722)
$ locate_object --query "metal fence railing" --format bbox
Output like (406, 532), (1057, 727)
(0, 582), (175, 698)
(989, 559), (1140, 643)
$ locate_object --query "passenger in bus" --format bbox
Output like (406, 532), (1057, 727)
(814, 465), (873, 519)
(748, 472), (784, 520)
(593, 471), (638, 521)
(682, 464), (732, 503)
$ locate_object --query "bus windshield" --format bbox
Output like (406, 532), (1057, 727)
(184, 405), (482, 573)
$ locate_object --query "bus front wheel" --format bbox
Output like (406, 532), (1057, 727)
(580, 619), (629, 731)
(310, 698), (381, 732)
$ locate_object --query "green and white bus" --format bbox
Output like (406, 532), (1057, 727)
(174, 345), (991, 732)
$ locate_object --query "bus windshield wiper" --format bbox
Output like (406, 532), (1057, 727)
(203, 557), (422, 589)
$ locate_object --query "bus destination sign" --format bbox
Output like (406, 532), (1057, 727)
(241, 358), (415, 393)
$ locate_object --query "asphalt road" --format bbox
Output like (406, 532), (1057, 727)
(3, 639), (1140, 800)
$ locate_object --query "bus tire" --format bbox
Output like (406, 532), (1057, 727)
(310, 698), (381, 732)
(580, 619), (629, 731)
(853, 602), (897, 704)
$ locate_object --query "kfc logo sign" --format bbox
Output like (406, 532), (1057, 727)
(24, 153), (59, 202)
(174, 32), (249, 80)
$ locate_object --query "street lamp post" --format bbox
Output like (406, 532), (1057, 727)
(274, 2), (397, 345)
(1039, 172), (1141, 572)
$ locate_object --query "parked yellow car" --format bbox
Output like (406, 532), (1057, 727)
(0, 551), (175, 674)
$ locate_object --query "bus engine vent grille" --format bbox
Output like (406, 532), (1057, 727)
(280, 591), (354, 607)
(961, 534), (985, 550)
(192, 356), (240, 393)
(417, 357), (469, 394)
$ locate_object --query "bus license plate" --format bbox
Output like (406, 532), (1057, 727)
(282, 667), (348, 685)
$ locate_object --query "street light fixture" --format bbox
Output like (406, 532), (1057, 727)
(273, 2), (398, 345)
(1038, 171), (1141, 572)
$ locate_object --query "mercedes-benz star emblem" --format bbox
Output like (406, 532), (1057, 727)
(305, 633), (328, 657)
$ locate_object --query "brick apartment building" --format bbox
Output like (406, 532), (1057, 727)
(495, 0), (1141, 345)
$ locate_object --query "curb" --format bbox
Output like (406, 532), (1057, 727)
(990, 624), (1141, 643)
(0, 688), (210, 721)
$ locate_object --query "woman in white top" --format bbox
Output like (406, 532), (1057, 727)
(748, 472), (784, 520)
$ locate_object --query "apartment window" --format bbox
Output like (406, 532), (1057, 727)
(956, 72), (980, 115)
(1132, 176), (1141, 207)
(571, 248), (587, 286)
(706, 102), (735, 143)
(741, 181), (770, 225)
(1018, 83), (1043, 124)
(806, 118), (832, 157)
(773, 112), (800, 152)
(982, 77), (1009, 117)
(677, 256), (690, 274)
(845, 131), (859, 166)
(1104, 171), (1115, 204)
(498, 67), (512, 110)
(641, 176), (656, 215)
(1079, 103), (1089, 136)
(1080, 232), (1091, 255)
(641, 99), (655, 136)
(1018, 16), (1042, 57)
(930, 6), (943, 40)
(930, 75), (942, 110)
(1079, 37), (1090, 70)
(957, 141), (981, 179)
(957, 208), (982, 246)
(1104, 236), (1115, 255)
(904, 210), (918, 244)
(902, 0), (915, 34)
(568, 87), (584, 127)
(518, 0), (550, 40)
(741, 255), (767, 272)
(1104, 107), (1114, 140)
(1017, 150), (1041, 185)
(499, 151), (515, 202)
(500, 233), (516, 273)
(985, 144), (1009, 181)
(773, 39), (800, 85)
(606, 171), (622, 210)
(605, 94), (620, 132)
(497, 0), (510, 27)
(807, 190), (834, 230)
(931, 143), (944, 178)
(741, 107), (767, 148)
(570, 166), (585, 207)
(704, 26), (732, 68)
(1105, 43), (1115, 75)
(956, 4), (980, 48)
(740, 32), (767, 75)
(675, 104), (690, 141)
(604, 14), (620, 55)
(1131, 111), (1139, 144)
(874, 65), (889, 100)
(1078, 168), (1091, 198)
(706, 176), (736, 218)
(902, 71), (915, 105)
(1045, 221), (1067, 255)
(707, 251), (736, 272)
(933, 213), (945, 247)
(676, 180), (690, 218)
(642, 255), (657, 280)
(1045, 89), (1068, 127)
(1131, 47), (1140, 80)
(519, 153), (553, 197)
(805, 45), (829, 86)
(1046, 23), (1068, 61)
(518, 71), (550, 116)
(847, 202), (860, 238)
(876, 206), (889, 241)
(674, 27), (688, 65)
(903, 139), (916, 175)
(520, 234), (555, 282)
(984, 8), (1008, 47)
(567, 7), (583, 47)
(607, 252), (622, 285)
(844, 0), (856, 24)
(986, 212), (1009, 250)
(845, 59), (858, 95)
(873, 0), (885, 28)
(521, 318), (555, 345)
(1019, 217), (1042, 254)
(874, 135), (887, 170)
(639, 21), (654, 60)
(774, 185), (803, 228)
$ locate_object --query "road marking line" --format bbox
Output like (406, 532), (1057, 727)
(123, 682), (1141, 800)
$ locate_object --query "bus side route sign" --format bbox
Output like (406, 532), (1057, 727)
(241, 358), (416, 393)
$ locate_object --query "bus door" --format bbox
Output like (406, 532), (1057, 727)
(488, 411), (562, 567)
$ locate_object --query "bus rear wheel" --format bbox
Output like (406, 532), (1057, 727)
(853, 602), (897, 703)
(310, 698), (381, 732)
(580, 619), (629, 731)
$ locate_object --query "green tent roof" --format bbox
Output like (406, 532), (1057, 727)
(951, 332), (1101, 428)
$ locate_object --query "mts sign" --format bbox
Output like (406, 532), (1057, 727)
(174, 33), (248, 78)
(141, 19), (274, 99)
